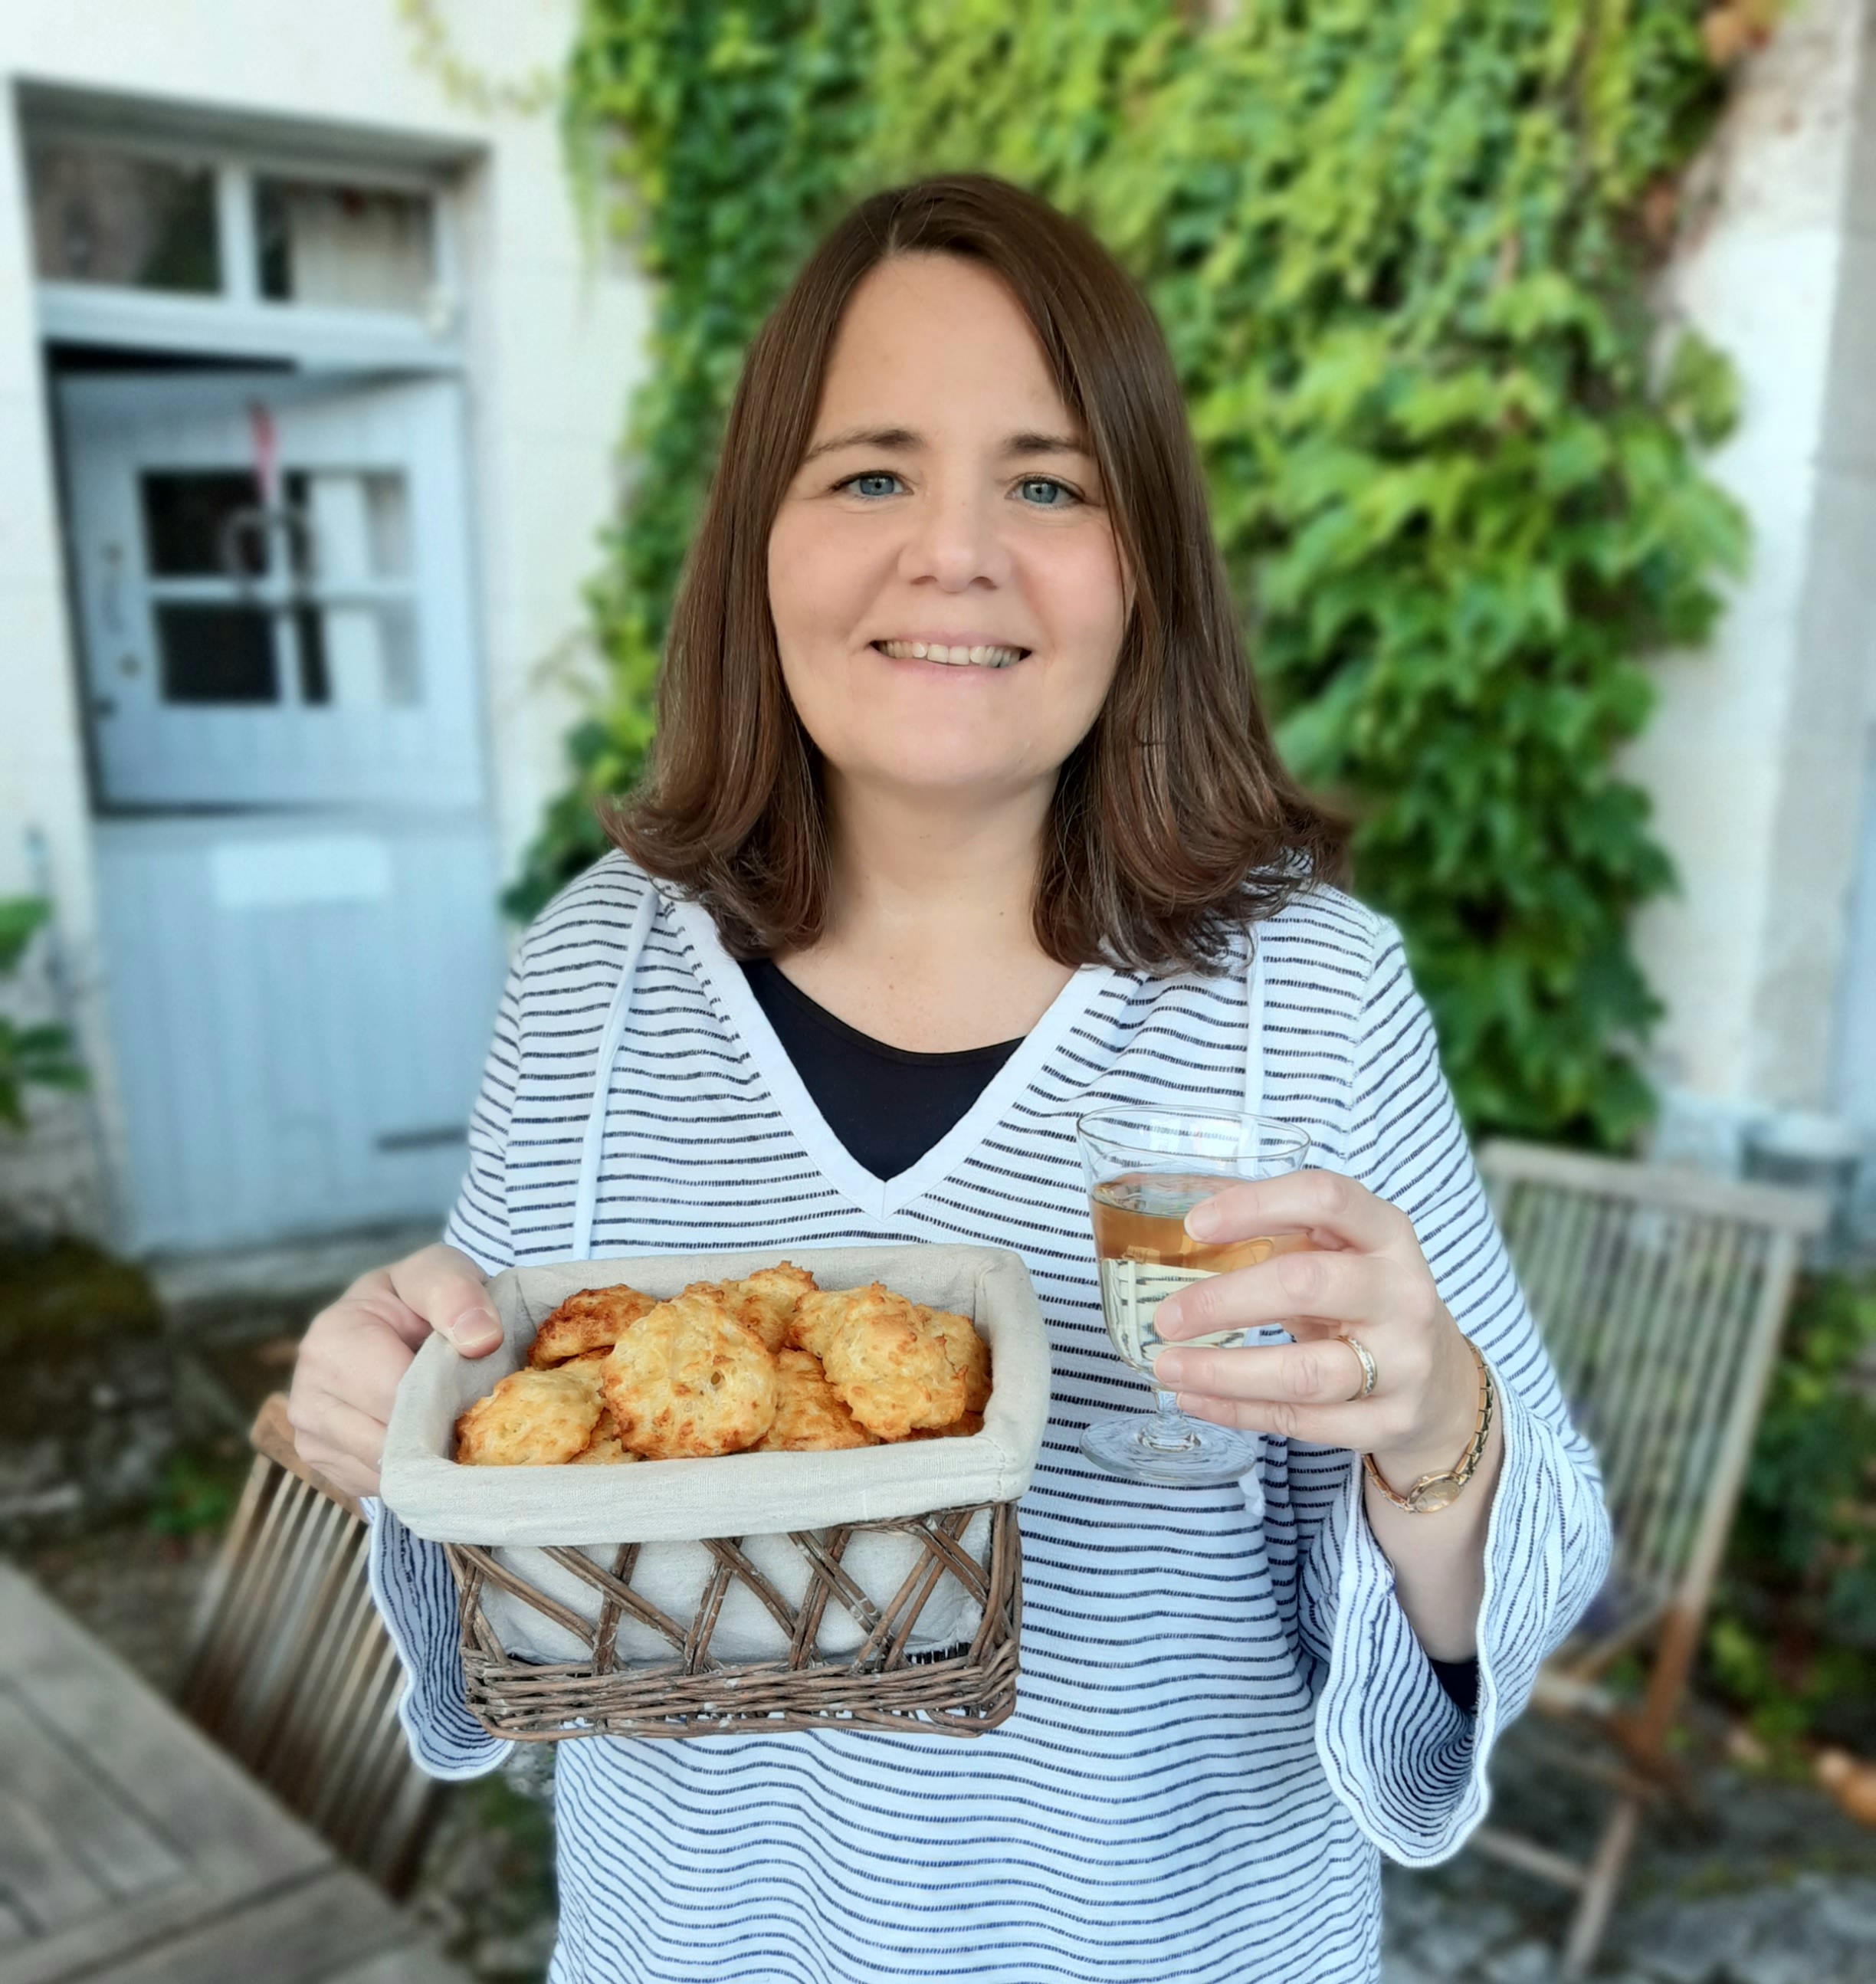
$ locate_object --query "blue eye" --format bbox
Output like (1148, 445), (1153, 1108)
(841, 471), (904, 499)
(1018, 477), (1077, 507)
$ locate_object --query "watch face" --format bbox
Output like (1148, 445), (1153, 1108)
(1407, 1476), (1464, 1514)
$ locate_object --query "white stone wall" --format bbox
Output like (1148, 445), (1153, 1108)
(1634, 0), (1876, 1166)
(0, 0), (651, 1238)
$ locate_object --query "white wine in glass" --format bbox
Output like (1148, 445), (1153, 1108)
(1092, 1171), (1314, 1372)
(1077, 1108), (1311, 1488)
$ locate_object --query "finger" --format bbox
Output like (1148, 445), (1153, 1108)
(1175, 1390), (1399, 1453)
(1185, 1169), (1408, 1257)
(1153, 1336), (1379, 1409)
(379, 1242), (501, 1355)
(1154, 1248), (1397, 1343)
(297, 1310), (419, 1425)
(286, 1388), (395, 1497)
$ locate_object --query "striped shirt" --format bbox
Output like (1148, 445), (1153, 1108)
(366, 851), (1609, 1984)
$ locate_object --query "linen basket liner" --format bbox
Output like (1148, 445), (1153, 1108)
(381, 1242), (1048, 1665)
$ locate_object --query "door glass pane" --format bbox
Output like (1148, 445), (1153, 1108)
(140, 472), (265, 577)
(284, 470), (411, 579)
(254, 178), (433, 312)
(155, 605), (277, 703)
(305, 600), (419, 706)
(28, 143), (220, 292)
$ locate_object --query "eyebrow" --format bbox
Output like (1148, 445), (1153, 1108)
(799, 425), (1091, 467)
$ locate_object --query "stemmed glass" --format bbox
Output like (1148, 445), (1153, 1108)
(1076, 1106), (1312, 1487)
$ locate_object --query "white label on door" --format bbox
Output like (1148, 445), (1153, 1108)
(211, 835), (392, 910)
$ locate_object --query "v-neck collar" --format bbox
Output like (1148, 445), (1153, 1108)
(671, 892), (1118, 1222)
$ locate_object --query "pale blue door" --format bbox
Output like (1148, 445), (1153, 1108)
(60, 372), (505, 1252)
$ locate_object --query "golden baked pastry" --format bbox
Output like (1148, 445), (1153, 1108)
(455, 1363), (604, 1466)
(569, 1405), (639, 1464)
(790, 1284), (966, 1441)
(920, 1304), (992, 1415)
(713, 1261), (818, 1353)
(755, 1349), (878, 1451)
(456, 1265), (992, 1466)
(602, 1287), (779, 1459)
(527, 1284), (658, 1368)
(909, 1410), (986, 1441)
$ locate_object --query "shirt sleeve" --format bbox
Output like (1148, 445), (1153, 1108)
(1282, 912), (1612, 1864)
(365, 953), (526, 1780)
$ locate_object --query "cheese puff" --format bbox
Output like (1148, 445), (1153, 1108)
(455, 1363), (604, 1466)
(755, 1349), (878, 1451)
(527, 1284), (658, 1368)
(602, 1287), (779, 1460)
(790, 1284), (964, 1441)
(569, 1405), (640, 1464)
(681, 1261), (818, 1354)
(919, 1304), (992, 1415)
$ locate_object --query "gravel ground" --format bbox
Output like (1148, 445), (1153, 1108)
(1383, 1707), (1876, 1982)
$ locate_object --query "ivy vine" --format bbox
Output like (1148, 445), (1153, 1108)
(519, 0), (1748, 1149)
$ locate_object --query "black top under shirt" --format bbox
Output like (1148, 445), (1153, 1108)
(740, 957), (1025, 1181)
(736, 955), (1480, 1717)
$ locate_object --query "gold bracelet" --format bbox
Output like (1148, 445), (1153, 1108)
(1363, 1338), (1494, 1515)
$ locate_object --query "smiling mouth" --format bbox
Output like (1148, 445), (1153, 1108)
(872, 639), (1029, 669)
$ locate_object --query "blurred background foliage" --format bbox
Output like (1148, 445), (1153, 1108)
(510, 0), (1747, 1149)
(1708, 1267), (1876, 1760)
(0, 897), (85, 1134)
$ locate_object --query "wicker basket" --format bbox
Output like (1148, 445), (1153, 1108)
(444, 1501), (1021, 1740)
(381, 1244), (1048, 1743)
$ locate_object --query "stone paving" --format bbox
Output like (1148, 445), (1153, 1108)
(1382, 1717), (1876, 1982)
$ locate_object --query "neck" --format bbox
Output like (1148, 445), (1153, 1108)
(820, 770), (1050, 953)
(769, 768), (1074, 1051)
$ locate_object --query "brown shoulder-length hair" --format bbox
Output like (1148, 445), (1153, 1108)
(610, 172), (1343, 972)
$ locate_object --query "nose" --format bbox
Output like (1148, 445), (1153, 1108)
(897, 474), (1010, 592)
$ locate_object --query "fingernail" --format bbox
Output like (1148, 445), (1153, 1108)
(1185, 1200), (1224, 1241)
(1155, 1350), (1188, 1386)
(446, 1305), (503, 1354)
(1156, 1297), (1185, 1336)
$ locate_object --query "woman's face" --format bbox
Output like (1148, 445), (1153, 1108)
(767, 253), (1130, 812)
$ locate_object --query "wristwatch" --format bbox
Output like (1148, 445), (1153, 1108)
(1363, 1337), (1494, 1514)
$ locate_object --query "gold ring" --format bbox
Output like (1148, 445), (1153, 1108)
(1341, 1333), (1378, 1400)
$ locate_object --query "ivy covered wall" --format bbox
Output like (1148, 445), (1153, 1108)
(517, 0), (1750, 1149)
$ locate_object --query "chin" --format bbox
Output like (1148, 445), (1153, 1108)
(851, 744), (1041, 799)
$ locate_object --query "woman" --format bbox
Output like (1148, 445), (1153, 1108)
(291, 174), (1608, 1983)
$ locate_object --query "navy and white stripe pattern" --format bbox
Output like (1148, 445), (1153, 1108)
(367, 852), (1609, 1984)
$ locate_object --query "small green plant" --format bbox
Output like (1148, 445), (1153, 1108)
(1707, 1269), (1876, 1757)
(146, 1442), (248, 1539)
(0, 898), (86, 1132)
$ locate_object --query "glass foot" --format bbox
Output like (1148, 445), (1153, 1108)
(1080, 1412), (1260, 1487)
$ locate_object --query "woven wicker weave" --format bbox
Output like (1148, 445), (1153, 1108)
(446, 1500), (1021, 1740)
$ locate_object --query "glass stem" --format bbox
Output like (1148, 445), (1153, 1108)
(1144, 1386), (1200, 1452)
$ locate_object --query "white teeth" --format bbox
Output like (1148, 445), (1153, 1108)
(877, 640), (1024, 667)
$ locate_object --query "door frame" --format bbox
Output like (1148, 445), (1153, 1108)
(23, 94), (471, 372)
(28, 118), (506, 1254)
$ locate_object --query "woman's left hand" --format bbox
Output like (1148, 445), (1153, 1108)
(1150, 1169), (1481, 1489)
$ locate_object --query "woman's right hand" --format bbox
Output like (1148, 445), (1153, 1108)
(288, 1241), (504, 1500)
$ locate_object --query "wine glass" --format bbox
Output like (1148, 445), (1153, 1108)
(1076, 1106), (1312, 1488)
